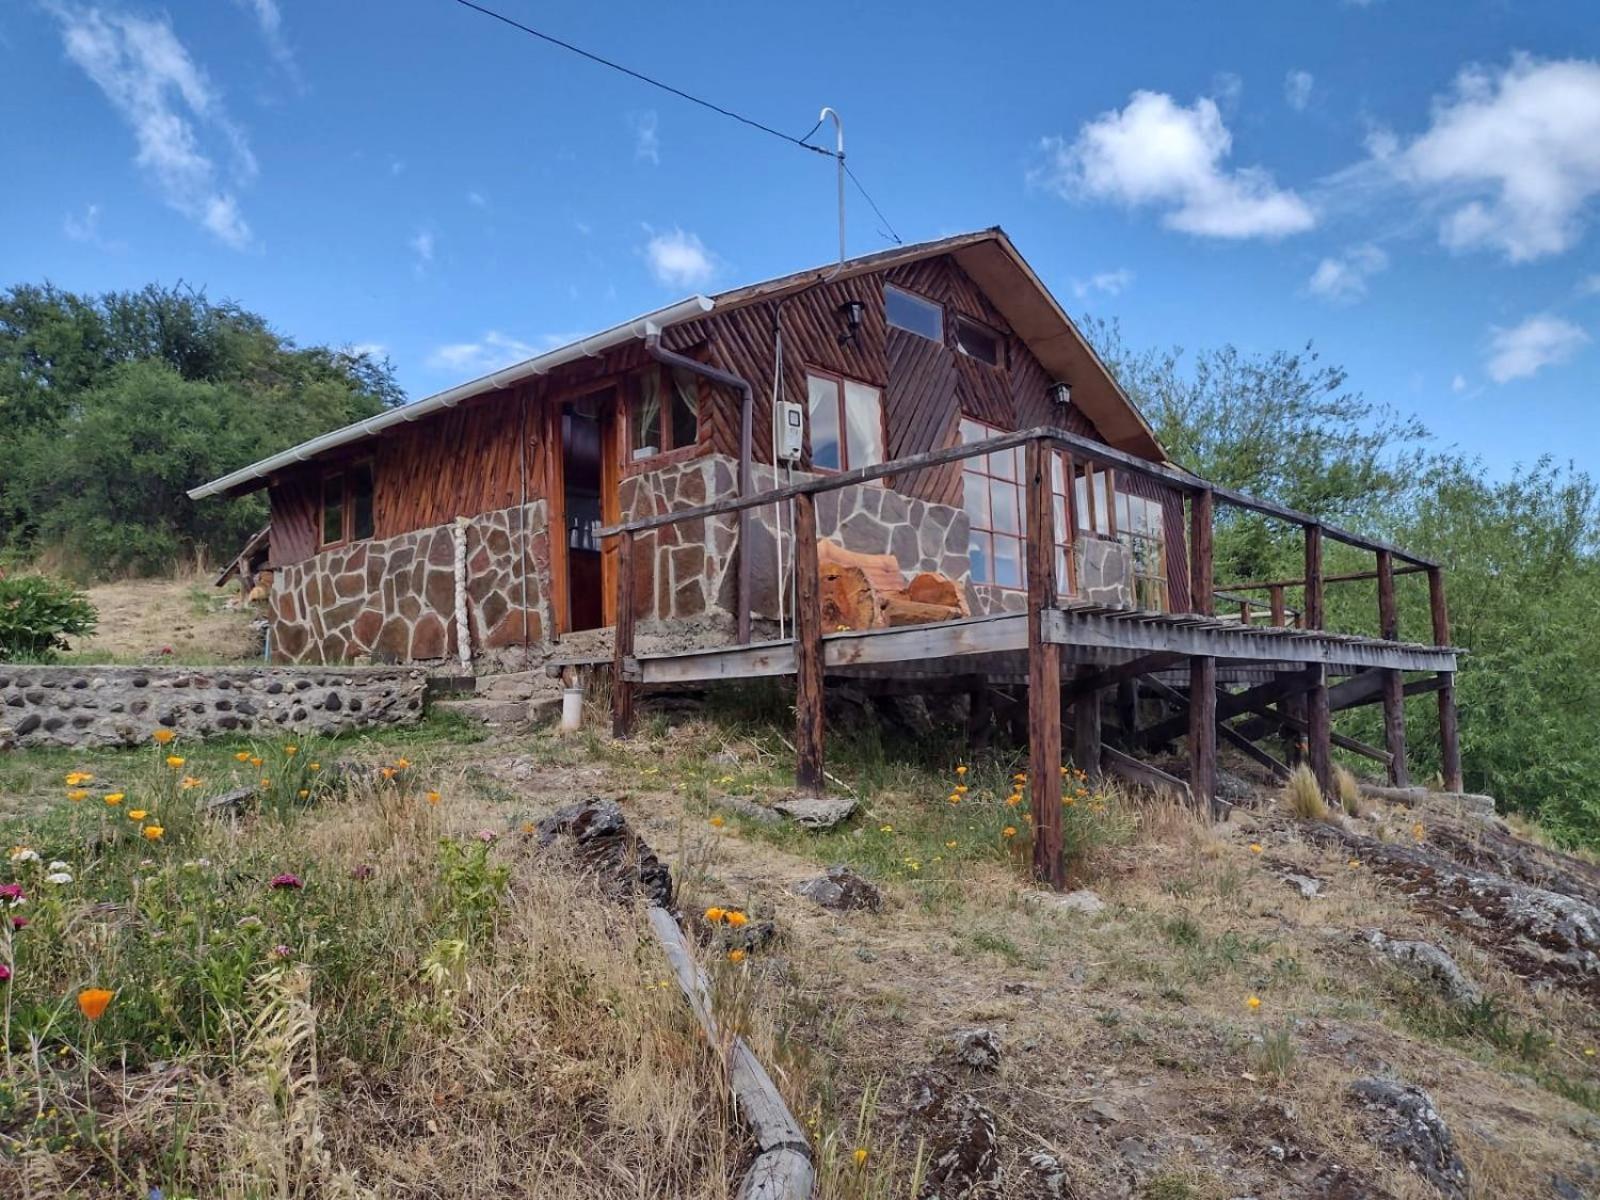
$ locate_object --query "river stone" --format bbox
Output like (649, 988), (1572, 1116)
(1349, 1078), (1468, 1199)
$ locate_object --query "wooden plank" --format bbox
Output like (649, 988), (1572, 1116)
(1073, 666), (1103, 782)
(1224, 563), (1430, 592)
(1026, 439), (1065, 889)
(1224, 689), (1393, 766)
(1145, 677), (1290, 782)
(1304, 525), (1325, 632)
(1190, 489), (1215, 617)
(612, 530), (636, 738)
(1376, 550), (1409, 786)
(1061, 651), (1186, 700)
(793, 493), (825, 794)
(1189, 656), (1217, 814)
(1101, 744), (1192, 805)
(1306, 663), (1332, 796)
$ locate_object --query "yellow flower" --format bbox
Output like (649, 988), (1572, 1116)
(180, 776), (203, 790)
(151, 729), (176, 745)
(394, 757), (412, 770)
(852, 1148), (869, 1166)
(708, 815), (725, 828)
(1247, 995), (1262, 1010)
(704, 907), (726, 924)
(142, 825), (164, 841)
(379, 767), (397, 780)
(104, 793), (124, 807)
(235, 751), (252, 762)
(65, 772), (94, 786)
(1012, 772), (1027, 784)
(1006, 794), (1022, 807)
(1348, 858), (1362, 869)
(946, 840), (958, 848)
(127, 809), (148, 821)
(66, 789), (88, 803)
(728, 949), (747, 964)
(77, 988), (114, 1021)
(954, 784), (968, 795)
(725, 911), (749, 928)
(249, 756), (264, 768)
(426, 791), (442, 806)
(948, 793), (961, 805)
(1003, 826), (1017, 838)
(1587, 1048), (1596, 1058)
(260, 778), (272, 788)
(165, 755), (185, 769)
(1062, 795), (1076, 806)
(308, 763), (321, 772)
(1248, 843), (1263, 854)
(1412, 823), (1425, 842)
(284, 745), (298, 756)
(879, 824), (893, 834)
(955, 765), (967, 777)
(297, 789), (309, 799)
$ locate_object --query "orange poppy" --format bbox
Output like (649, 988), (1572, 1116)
(77, 988), (114, 1021)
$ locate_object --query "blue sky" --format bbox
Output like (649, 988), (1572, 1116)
(3, 0), (1597, 477)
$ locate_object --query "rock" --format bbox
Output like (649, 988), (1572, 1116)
(722, 919), (778, 954)
(795, 865), (882, 912)
(1348, 1078), (1468, 1199)
(1022, 1151), (1069, 1200)
(906, 1070), (1000, 1199)
(1116, 1135), (1160, 1173)
(719, 795), (784, 825)
(1281, 872), (1323, 899)
(1086, 1098), (1126, 1125)
(772, 793), (857, 830)
(947, 1028), (1001, 1072)
(535, 799), (673, 909)
(1360, 930), (1484, 1008)
(1027, 888), (1105, 915)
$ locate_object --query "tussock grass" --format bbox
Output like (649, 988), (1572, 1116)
(1334, 764), (1364, 816)
(1281, 764), (1328, 821)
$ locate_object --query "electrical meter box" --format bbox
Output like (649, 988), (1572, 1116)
(777, 400), (805, 463)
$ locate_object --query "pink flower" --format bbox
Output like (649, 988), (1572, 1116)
(0, 884), (24, 905)
(475, 829), (498, 844)
(160, 645), (173, 655)
(271, 944), (293, 959)
(10, 917), (26, 931)
(350, 864), (375, 881)
(0, 964), (11, 983)
(269, 873), (303, 890)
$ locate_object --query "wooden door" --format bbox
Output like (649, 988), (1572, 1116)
(599, 398), (622, 627)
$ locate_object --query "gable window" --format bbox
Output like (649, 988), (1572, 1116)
(954, 316), (1002, 367)
(320, 461), (375, 548)
(885, 285), (943, 342)
(628, 366), (700, 461)
(806, 370), (884, 471)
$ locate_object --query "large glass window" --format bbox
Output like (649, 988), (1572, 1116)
(806, 371), (884, 471)
(959, 420), (1077, 591)
(1114, 488), (1169, 609)
(885, 285), (943, 342)
(628, 366), (700, 461)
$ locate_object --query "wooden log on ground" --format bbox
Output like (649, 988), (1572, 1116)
(819, 563), (874, 632)
(879, 595), (964, 628)
(905, 571), (970, 615)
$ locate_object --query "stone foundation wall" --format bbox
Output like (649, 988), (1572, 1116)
(270, 502), (551, 667)
(0, 666), (425, 750)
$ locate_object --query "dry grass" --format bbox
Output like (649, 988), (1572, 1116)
(1282, 763), (1329, 821)
(1334, 764), (1365, 816)
(67, 574), (259, 664)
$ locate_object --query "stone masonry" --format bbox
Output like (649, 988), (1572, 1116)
(0, 665), (425, 751)
(270, 501), (551, 667)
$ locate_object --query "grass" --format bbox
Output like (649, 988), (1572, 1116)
(1334, 764), (1364, 816)
(1282, 763), (1328, 821)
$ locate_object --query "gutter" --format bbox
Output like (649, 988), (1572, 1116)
(645, 336), (755, 645)
(186, 295), (716, 501)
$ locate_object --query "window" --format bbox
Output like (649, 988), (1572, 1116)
(1074, 464), (1115, 536)
(960, 420), (1073, 591)
(885, 285), (943, 342)
(1113, 488), (1169, 610)
(628, 366), (700, 461)
(954, 316), (1002, 367)
(320, 462), (375, 548)
(806, 370), (884, 471)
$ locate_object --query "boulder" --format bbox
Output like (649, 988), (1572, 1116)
(1348, 1078), (1468, 1199)
(772, 793), (857, 830)
(1361, 930), (1483, 1009)
(534, 799), (673, 909)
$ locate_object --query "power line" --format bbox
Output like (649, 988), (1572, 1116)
(846, 163), (903, 246)
(452, 0), (831, 157)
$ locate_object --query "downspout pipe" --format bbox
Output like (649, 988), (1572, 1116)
(645, 335), (755, 645)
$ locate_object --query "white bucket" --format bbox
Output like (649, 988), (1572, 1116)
(560, 686), (584, 732)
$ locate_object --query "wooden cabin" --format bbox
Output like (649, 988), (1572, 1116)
(191, 228), (1461, 871)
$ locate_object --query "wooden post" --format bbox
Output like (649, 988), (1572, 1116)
(1268, 584), (1286, 629)
(1074, 668), (1103, 784)
(1190, 489), (1215, 616)
(1306, 663), (1332, 796)
(1238, 599), (1253, 626)
(1189, 655), (1217, 815)
(1025, 439), (1065, 889)
(793, 493), (825, 794)
(1428, 566), (1463, 792)
(1375, 549), (1410, 786)
(1303, 524), (1324, 631)
(611, 530), (636, 738)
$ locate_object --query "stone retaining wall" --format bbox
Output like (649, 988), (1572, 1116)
(0, 666), (426, 751)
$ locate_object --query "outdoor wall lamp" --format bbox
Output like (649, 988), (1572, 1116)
(837, 299), (866, 346)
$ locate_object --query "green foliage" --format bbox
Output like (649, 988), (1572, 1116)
(0, 282), (403, 576)
(0, 574), (97, 661)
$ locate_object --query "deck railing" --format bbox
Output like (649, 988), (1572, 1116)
(599, 427), (1457, 887)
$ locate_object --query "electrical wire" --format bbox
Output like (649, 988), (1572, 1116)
(846, 163), (903, 245)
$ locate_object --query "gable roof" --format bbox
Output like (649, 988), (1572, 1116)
(188, 228), (1163, 500)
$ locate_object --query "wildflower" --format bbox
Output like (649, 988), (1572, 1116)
(284, 745), (298, 756)
(853, 1148), (869, 1166)
(260, 778), (272, 789)
(1003, 826), (1017, 839)
(143, 826), (164, 841)
(235, 751), (252, 762)
(709, 815), (724, 828)
(249, 756), (264, 768)
(725, 911), (749, 928)
(11, 917), (26, 931)
(271, 944), (293, 959)
(104, 793), (124, 807)
(49, 861), (68, 871)
(1412, 823), (1425, 842)
(165, 755), (185, 769)
(351, 864), (375, 881)
(0, 965), (10, 984)
(270, 873), (303, 890)
(704, 907), (726, 924)
(297, 789), (309, 799)
(308, 762), (321, 772)
(9, 847), (39, 864)
(1248, 843), (1263, 854)
(66, 789), (88, 802)
(76, 988), (113, 1021)
(426, 790), (442, 806)
(0, 884), (25, 905)
(728, 949), (747, 964)
(1013, 772), (1027, 784)
(1006, 794), (1022, 807)
(879, 824), (893, 834)
(954, 784), (968, 795)
(1246, 995), (1262, 1010)
(64, 772), (94, 787)
(45, 872), (73, 886)
(1587, 1048), (1597, 1058)
(948, 793), (961, 805)
(180, 776), (203, 790)
(475, 829), (498, 844)
(394, 757), (412, 770)
(1348, 858), (1362, 869)
(955, 765), (968, 777)
(379, 767), (397, 780)
(128, 809), (148, 821)
(946, 840), (958, 848)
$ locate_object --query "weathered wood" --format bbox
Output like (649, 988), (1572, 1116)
(880, 595), (964, 627)
(1269, 585), (1286, 628)
(819, 563), (875, 632)
(1428, 567), (1463, 791)
(1145, 678), (1290, 781)
(1101, 744), (1193, 805)
(1188, 656), (1218, 814)
(793, 494), (825, 794)
(1305, 663), (1332, 796)
(905, 572), (966, 610)
(1226, 563), (1430, 592)
(1026, 439), (1065, 889)
(1375, 549), (1410, 786)
(1061, 651), (1186, 700)
(1141, 672), (1313, 748)
(611, 530), (636, 738)
(1190, 489), (1215, 617)
(1073, 666), (1103, 783)
(1303, 524), (1325, 632)
(1225, 692), (1394, 766)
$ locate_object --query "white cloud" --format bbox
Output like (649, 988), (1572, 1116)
(1034, 90), (1314, 240)
(63, 202), (101, 242)
(409, 229), (434, 270)
(50, 5), (256, 248)
(1306, 243), (1388, 302)
(1451, 373), (1468, 393)
(1382, 55), (1600, 262)
(632, 110), (660, 165)
(466, 191), (487, 208)
(1485, 313), (1589, 383)
(1284, 69), (1314, 112)
(1072, 268), (1135, 300)
(426, 330), (581, 375)
(230, 0), (299, 87)
(1579, 273), (1600, 297)
(645, 228), (715, 288)
(344, 342), (388, 360)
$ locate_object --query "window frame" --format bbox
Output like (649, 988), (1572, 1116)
(625, 364), (703, 468)
(953, 315), (1005, 368)
(884, 284), (944, 343)
(318, 459), (376, 550)
(804, 366), (887, 475)
(1113, 486), (1170, 611)
(958, 418), (1075, 593)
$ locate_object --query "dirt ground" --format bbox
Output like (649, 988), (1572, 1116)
(69, 576), (260, 664)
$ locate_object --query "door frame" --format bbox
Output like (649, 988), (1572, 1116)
(546, 377), (625, 636)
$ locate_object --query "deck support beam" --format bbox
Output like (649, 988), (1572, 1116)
(1073, 669), (1103, 783)
(1025, 439), (1065, 888)
(793, 493), (825, 794)
(1188, 659), (1217, 814)
(1429, 566), (1463, 791)
(1305, 663), (1333, 796)
(611, 530), (636, 738)
(1376, 550), (1410, 786)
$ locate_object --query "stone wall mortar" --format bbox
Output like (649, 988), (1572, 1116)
(0, 666), (425, 751)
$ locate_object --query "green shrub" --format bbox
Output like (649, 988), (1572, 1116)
(0, 574), (97, 661)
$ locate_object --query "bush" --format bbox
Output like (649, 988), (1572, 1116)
(0, 573), (96, 660)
